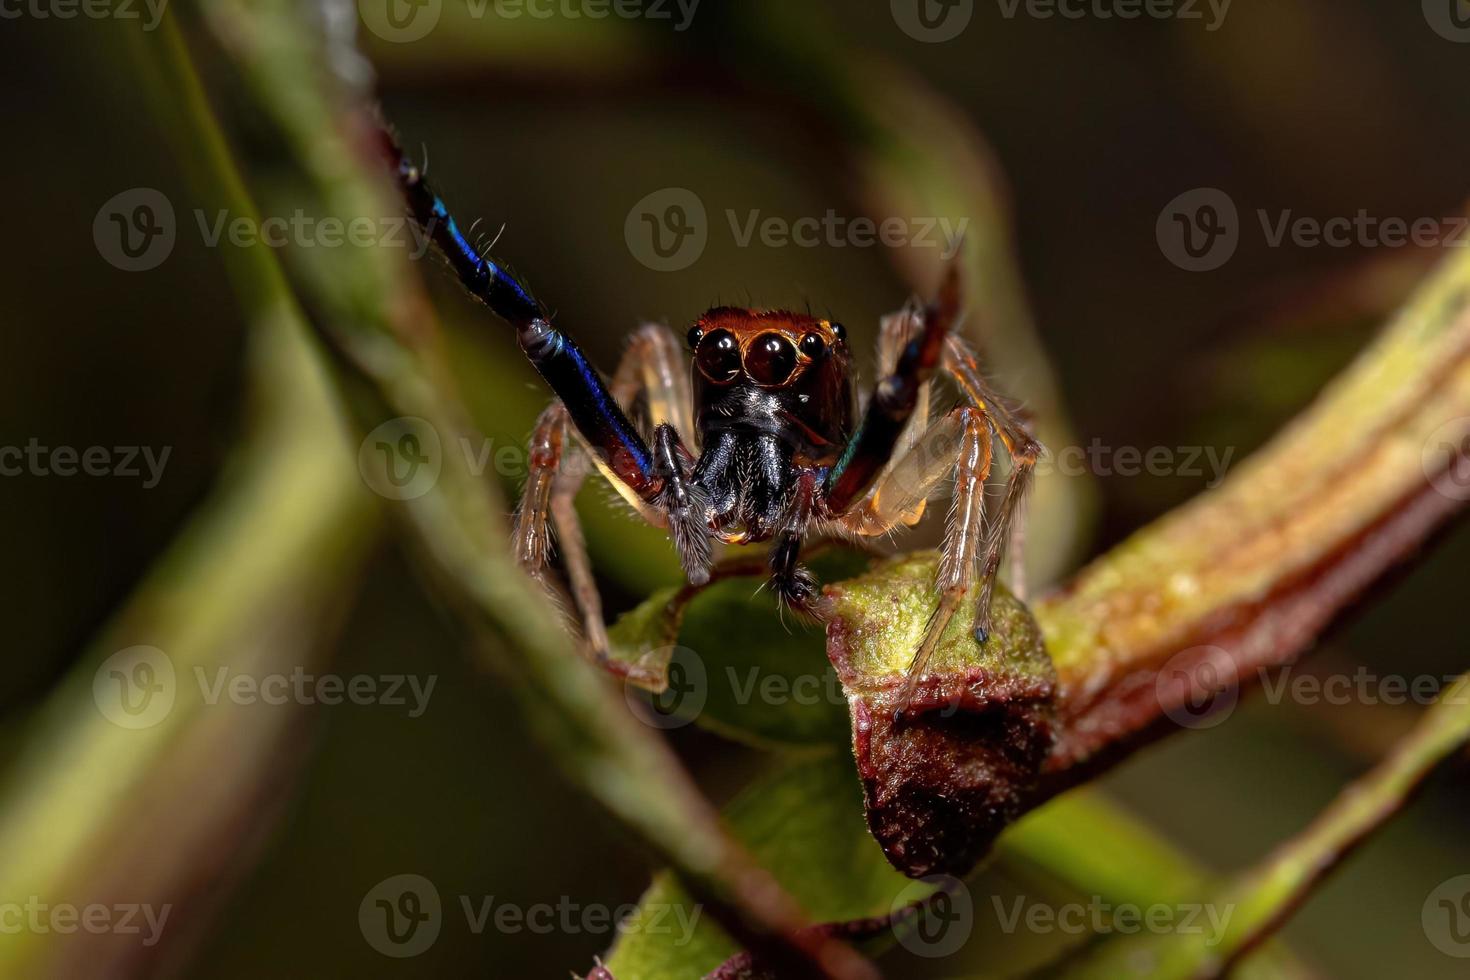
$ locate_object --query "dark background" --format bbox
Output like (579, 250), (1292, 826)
(3, 1), (1470, 976)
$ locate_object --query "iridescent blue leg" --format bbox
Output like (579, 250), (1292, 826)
(385, 131), (660, 503)
(822, 262), (961, 515)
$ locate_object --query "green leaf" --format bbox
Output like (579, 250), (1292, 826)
(608, 551), (865, 748)
(1040, 673), (1470, 979)
(603, 754), (918, 979)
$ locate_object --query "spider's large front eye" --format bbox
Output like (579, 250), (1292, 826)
(695, 329), (741, 383)
(745, 332), (797, 386)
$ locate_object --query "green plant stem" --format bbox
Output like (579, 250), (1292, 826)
(185, 3), (873, 976)
(0, 17), (375, 977)
(1047, 672), (1470, 979)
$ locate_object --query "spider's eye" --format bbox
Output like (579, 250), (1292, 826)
(830, 322), (848, 343)
(745, 332), (797, 386)
(687, 325), (705, 350)
(799, 332), (826, 359)
(695, 329), (741, 383)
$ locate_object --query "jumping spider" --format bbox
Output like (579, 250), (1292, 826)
(387, 132), (1041, 713)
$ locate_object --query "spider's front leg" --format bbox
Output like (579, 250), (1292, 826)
(513, 325), (710, 661)
(826, 268), (1042, 715)
(513, 403), (614, 658)
(944, 333), (1042, 609)
(837, 406), (993, 712)
(387, 134), (713, 583)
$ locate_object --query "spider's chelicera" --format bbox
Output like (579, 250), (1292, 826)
(388, 131), (1041, 713)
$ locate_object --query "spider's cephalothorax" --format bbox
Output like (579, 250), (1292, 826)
(389, 130), (1041, 714)
(686, 309), (853, 544)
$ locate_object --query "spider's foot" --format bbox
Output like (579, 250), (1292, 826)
(973, 624), (990, 645)
(665, 488), (713, 585)
(773, 563), (828, 617)
(893, 591), (962, 721)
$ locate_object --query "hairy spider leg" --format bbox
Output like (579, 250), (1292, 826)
(942, 334), (1041, 622)
(514, 325), (708, 658)
(822, 264), (960, 515)
(386, 132), (668, 513)
(833, 294), (1043, 718)
(512, 403), (613, 660)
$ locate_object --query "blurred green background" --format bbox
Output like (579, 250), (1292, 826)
(3, 0), (1470, 976)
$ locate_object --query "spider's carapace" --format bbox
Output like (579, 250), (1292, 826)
(687, 309), (854, 545)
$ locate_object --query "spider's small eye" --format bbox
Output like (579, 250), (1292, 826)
(830, 322), (848, 343)
(745, 332), (797, 386)
(799, 332), (826, 359)
(695, 329), (741, 383)
(687, 326), (705, 350)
